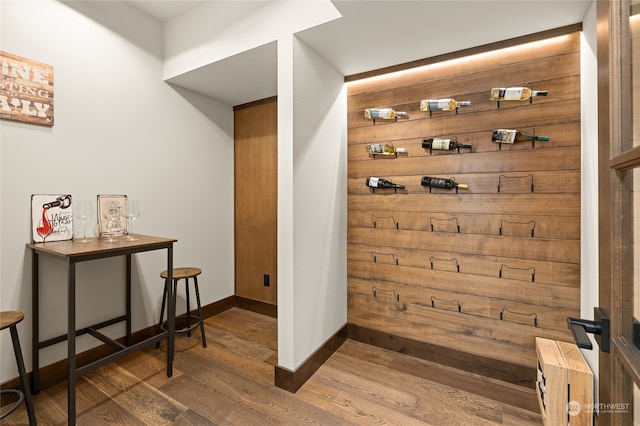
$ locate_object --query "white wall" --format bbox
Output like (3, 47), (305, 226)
(0, 0), (235, 382)
(275, 33), (348, 372)
(291, 36), (347, 369)
(277, 33), (296, 369)
(164, 0), (348, 371)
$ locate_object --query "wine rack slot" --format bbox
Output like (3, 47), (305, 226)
(500, 308), (538, 327)
(371, 152), (397, 159)
(430, 295), (461, 312)
(499, 264), (536, 282)
(372, 287), (399, 301)
(429, 256), (460, 273)
(370, 251), (399, 265)
(499, 219), (536, 238)
(371, 287), (406, 312)
(371, 214), (399, 229)
(430, 216), (460, 233)
(497, 174), (534, 193)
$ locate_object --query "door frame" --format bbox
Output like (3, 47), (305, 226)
(597, 0), (639, 424)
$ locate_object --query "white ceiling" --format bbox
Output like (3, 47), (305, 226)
(128, 0), (207, 22)
(126, 0), (592, 105)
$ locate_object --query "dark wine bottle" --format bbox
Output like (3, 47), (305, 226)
(421, 176), (468, 190)
(491, 129), (550, 144)
(366, 177), (405, 190)
(422, 137), (472, 151)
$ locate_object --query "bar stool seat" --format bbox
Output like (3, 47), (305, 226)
(156, 267), (206, 348)
(1, 311), (37, 424)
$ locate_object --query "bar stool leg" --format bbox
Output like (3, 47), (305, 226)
(10, 325), (37, 425)
(193, 276), (207, 348)
(155, 277), (169, 349)
(185, 278), (192, 337)
(173, 279), (178, 329)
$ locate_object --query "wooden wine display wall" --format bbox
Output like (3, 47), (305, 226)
(347, 30), (581, 382)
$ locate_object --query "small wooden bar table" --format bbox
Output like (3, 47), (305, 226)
(26, 234), (177, 425)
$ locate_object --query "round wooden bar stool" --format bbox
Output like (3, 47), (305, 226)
(0, 311), (37, 424)
(156, 267), (206, 348)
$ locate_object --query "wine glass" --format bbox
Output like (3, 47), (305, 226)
(125, 200), (140, 241)
(74, 200), (93, 243)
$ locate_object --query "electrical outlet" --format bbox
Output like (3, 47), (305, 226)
(264, 274), (270, 287)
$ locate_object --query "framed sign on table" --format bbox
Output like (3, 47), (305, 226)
(97, 194), (127, 237)
(31, 194), (72, 243)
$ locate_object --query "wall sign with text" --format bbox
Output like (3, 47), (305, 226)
(0, 51), (54, 127)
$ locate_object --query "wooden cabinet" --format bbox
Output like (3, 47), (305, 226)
(234, 97), (277, 305)
(536, 337), (593, 426)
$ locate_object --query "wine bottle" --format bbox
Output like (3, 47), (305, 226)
(491, 129), (550, 144)
(420, 176), (468, 190)
(419, 98), (471, 112)
(366, 142), (406, 155)
(422, 137), (472, 151)
(364, 108), (408, 120)
(366, 177), (405, 190)
(490, 87), (548, 101)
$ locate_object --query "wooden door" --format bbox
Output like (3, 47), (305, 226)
(234, 97), (277, 305)
(596, 1), (639, 424)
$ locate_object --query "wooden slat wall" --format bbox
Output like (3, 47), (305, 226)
(347, 32), (581, 369)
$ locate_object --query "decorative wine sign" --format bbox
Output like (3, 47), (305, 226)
(0, 51), (54, 127)
(31, 194), (72, 243)
(97, 194), (128, 238)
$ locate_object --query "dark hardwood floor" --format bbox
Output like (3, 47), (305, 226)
(3, 308), (542, 425)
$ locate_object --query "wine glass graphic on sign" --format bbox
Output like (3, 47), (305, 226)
(74, 200), (93, 243)
(36, 207), (53, 243)
(125, 200), (140, 241)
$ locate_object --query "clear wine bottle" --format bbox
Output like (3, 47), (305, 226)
(366, 142), (406, 156)
(420, 98), (471, 113)
(490, 87), (547, 101)
(420, 98), (471, 117)
(364, 108), (408, 123)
